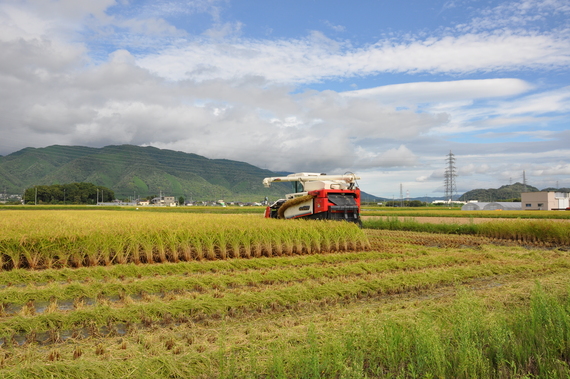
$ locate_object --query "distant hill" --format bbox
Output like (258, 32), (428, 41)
(459, 182), (540, 202)
(0, 145), (291, 202)
(541, 187), (570, 193)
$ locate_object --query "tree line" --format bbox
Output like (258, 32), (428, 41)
(24, 183), (115, 205)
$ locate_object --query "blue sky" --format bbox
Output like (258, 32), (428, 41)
(1, 0), (569, 199)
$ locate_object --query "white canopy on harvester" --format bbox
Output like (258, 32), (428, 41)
(262, 172), (360, 190)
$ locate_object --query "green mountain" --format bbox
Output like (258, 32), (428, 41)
(458, 182), (540, 202)
(0, 145), (289, 202)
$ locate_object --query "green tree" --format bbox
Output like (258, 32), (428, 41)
(24, 183), (115, 204)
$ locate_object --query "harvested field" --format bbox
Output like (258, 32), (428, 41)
(1, 220), (569, 378)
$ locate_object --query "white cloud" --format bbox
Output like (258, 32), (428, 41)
(354, 145), (418, 169)
(136, 30), (570, 83)
(342, 79), (533, 105)
(465, 0), (570, 32)
(323, 20), (345, 32)
(1, 0), (570, 198)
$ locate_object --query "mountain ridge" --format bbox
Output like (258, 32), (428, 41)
(0, 145), (290, 201)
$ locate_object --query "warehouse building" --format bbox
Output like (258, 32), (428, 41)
(521, 192), (570, 210)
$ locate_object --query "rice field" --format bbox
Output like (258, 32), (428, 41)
(0, 209), (569, 378)
(0, 210), (368, 270)
(364, 216), (570, 245)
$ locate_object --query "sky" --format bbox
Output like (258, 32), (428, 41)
(1, 0), (569, 199)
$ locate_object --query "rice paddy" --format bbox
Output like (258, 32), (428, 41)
(0, 209), (569, 378)
(364, 216), (570, 245)
(0, 211), (368, 270)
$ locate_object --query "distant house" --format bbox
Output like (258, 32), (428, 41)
(521, 192), (570, 210)
(151, 196), (177, 206)
(432, 200), (466, 206)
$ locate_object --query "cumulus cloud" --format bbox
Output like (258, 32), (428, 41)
(0, 0), (569, 196)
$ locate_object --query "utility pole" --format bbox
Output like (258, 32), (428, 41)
(35, 187), (37, 205)
(444, 151), (457, 204)
(400, 183), (403, 207)
(523, 171), (527, 193)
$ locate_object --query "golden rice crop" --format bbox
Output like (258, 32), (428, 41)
(0, 210), (369, 270)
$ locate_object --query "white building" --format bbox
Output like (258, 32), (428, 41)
(521, 192), (570, 210)
(151, 196), (177, 206)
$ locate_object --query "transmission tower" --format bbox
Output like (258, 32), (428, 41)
(444, 150), (457, 203)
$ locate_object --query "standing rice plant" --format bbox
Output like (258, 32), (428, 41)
(19, 236), (43, 270)
(1, 239), (21, 269)
(259, 229), (275, 257)
(127, 234), (142, 264)
(165, 231), (181, 263)
(202, 231), (217, 260)
(268, 229), (283, 256)
(97, 233), (118, 265)
(292, 227), (305, 254)
(112, 236), (128, 265)
(68, 248), (84, 267)
(280, 228), (295, 256)
(83, 234), (102, 267)
(0, 248), (5, 271)
(49, 236), (70, 269)
(321, 221), (349, 252)
(241, 231), (252, 259)
(154, 231), (168, 263)
(227, 230), (243, 259)
(215, 230), (228, 260)
(316, 223), (333, 252)
(139, 234), (155, 264)
(251, 232), (265, 258)
(189, 232), (205, 260)
(178, 230), (193, 262)
(303, 226), (321, 254)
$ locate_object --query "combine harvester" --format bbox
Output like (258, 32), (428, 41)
(263, 172), (362, 225)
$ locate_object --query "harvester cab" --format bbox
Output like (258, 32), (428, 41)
(262, 172), (362, 225)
